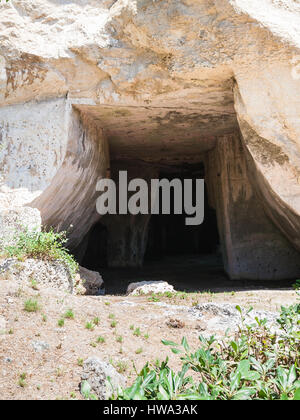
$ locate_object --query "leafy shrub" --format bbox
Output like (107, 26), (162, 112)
(113, 295), (300, 400)
(293, 279), (300, 290)
(2, 228), (78, 279)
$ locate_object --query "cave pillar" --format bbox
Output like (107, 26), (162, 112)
(101, 162), (158, 268)
(205, 133), (300, 280)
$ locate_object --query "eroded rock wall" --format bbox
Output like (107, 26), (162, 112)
(31, 107), (110, 248)
(206, 132), (300, 280)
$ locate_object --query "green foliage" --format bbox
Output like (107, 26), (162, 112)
(2, 228), (78, 279)
(64, 309), (75, 320)
(85, 321), (94, 331)
(57, 318), (65, 327)
(93, 317), (100, 325)
(113, 296), (300, 400)
(293, 279), (300, 290)
(24, 299), (40, 313)
(133, 327), (141, 337)
(81, 381), (98, 401)
(18, 373), (27, 388)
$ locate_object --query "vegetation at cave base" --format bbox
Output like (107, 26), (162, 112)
(1, 228), (78, 279)
(112, 298), (300, 400)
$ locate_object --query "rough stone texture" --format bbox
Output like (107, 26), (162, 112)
(0, 1), (299, 278)
(30, 108), (110, 249)
(190, 302), (279, 334)
(81, 357), (126, 400)
(31, 340), (50, 353)
(127, 281), (175, 296)
(0, 207), (41, 248)
(78, 266), (105, 296)
(0, 258), (73, 293)
(206, 133), (300, 280)
(0, 258), (105, 295)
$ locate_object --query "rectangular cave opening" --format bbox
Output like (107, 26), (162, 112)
(80, 161), (227, 294)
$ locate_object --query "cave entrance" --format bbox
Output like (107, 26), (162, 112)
(72, 105), (300, 289)
(80, 162), (227, 294)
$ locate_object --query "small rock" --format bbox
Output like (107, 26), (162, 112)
(6, 297), (14, 304)
(31, 340), (50, 353)
(81, 357), (126, 400)
(127, 281), (175, 296)
(118, 301), (136, 306)
(0, 316), (6, 333)
(3, 357), (12, 363)
(78, 266), (105, 296)
(166, 318), (185, 329)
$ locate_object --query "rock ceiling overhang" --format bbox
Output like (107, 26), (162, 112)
(75, 98), (238, 164)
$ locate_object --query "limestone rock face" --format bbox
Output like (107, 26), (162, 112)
(0, 1), (299, 279)
(0, 207), (41, 248)
(0, 258), (74, 293)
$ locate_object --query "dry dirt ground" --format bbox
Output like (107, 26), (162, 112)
(0, 273), (298, 400)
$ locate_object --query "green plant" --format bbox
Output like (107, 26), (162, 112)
(135, 347), (143, 354)
(24, 299), (40, 313)
(116, 335), (123, 343)
(110, 320), (117, 328)
(18, 373), (27, 388)
(77, 358), (84, 367)
(113, 296), (300, 400)
(96, 336), (105, 344)
(93, 317), (100, 325)
(85, 322), (94, 331)
(293, 280), (300, 290)
(64, 309), (74, 320)
(148, 294), (160, 302)
(2, 228), (78, 279)
(81, 381), (98, 400)
(115, 361), (128, 374)
(133, 327), (141, 337)
(30, 278), (39, 290)
(57, 318), (65, 327)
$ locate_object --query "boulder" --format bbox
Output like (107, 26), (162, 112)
(127, 281), (175, 296)
(190, 303), (279, 334)
(0, 258), (73, 293)
(81, 357), (126, 400)
(77, 266), (105, 296)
